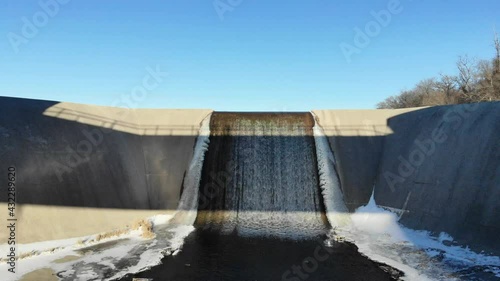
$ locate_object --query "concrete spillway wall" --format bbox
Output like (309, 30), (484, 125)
(0, 97), (211, 243)
(314, 102), (500, 254)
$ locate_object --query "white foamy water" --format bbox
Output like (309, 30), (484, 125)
(335, 191), (500, 280)
(311, 117), (499, 280)
(311, 112), (350, 229)
(172, 113), (212, 225)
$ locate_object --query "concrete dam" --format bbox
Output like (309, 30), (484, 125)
(0, 97), (499, 280)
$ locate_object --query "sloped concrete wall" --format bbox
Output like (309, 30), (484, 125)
(315, 103), (500, 254)
(374, 102), (500, 254)
(0, 97), (212, 243)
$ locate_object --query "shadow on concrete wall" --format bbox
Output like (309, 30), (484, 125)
(0, 97), (498, 254)
(373, 102), (500, 255)
(318, 102), (499, 254)
(0, 97), (202, 210)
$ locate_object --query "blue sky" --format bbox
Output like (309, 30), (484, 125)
(1, 0), (499, 111)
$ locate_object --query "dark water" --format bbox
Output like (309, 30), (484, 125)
(122, 230), (403, 281)
(120, 113), (403, 281)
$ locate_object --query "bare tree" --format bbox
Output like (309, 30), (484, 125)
(436, 74), (458, 103)
(455, 55), (479, 102)
(376, 96), (400, 109)
(376, 34), (500, 109)
(476, 60), (496, 101)
(415, 78), (443, 106)
(494, 31), (500, 73)
(492, 31), (500, 99)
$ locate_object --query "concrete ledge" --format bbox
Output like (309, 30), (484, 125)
(1, 204), (174, 243)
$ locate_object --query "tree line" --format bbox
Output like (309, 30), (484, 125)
(377, 35), (500, 109)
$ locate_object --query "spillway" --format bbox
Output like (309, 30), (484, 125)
(123, 112), (403, 281)
(195, 112), (330, 238)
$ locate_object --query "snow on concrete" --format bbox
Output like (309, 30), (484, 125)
(0, 215), (192, 281)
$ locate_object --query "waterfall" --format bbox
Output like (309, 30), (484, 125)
(196, 112), (329, 239)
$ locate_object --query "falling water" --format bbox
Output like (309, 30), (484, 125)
(196, 112), (329, 238)
(170, 113), (212, 225)
(311, 113), (350, 228)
